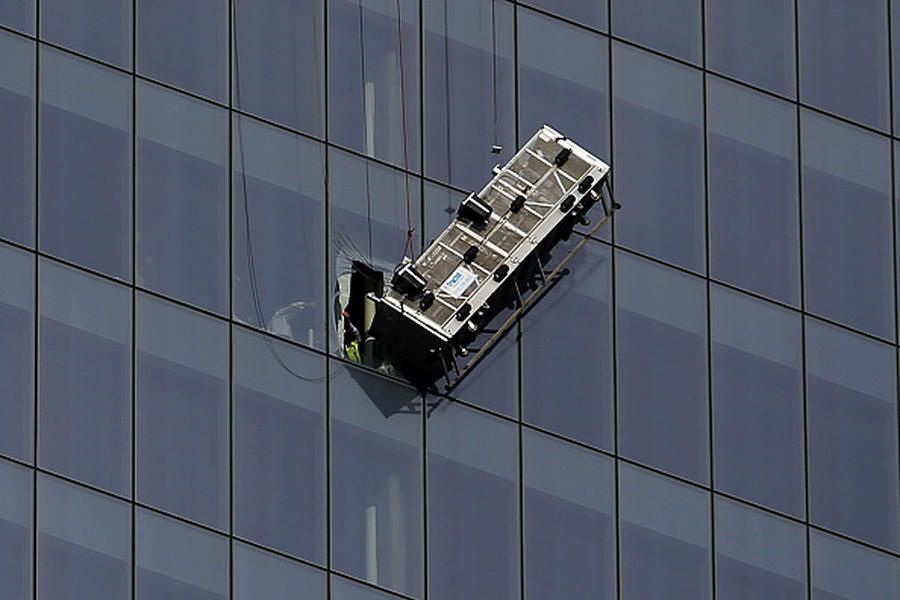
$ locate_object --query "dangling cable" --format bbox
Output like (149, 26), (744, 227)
(490, 0), (499, 151)
(357, 0), (375, 262)
(394, 0), (415, 262)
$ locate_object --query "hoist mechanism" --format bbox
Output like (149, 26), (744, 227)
(336, 125), (618, 393)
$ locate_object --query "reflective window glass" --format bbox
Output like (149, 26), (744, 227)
(37, 475), (130, 600)
(518, 8), (609, 161)
(0, 458), (32, 600)
(708, 78), (800, 306)
(0, 0), (34, 34)
(711, 285), (804, 517)
(612, 0), (701, 64)
(0, 243), (33, 462)
(137, 82), (228, 314)
(706, 0), (795, 97)
(39, 47), (131, 280)
(801, 110), (895, 340)
(39, 260), (131, 496)
(806, 319), (900, 551)
(234, 116), (326, 349)
(523, 0), (606, 30)
(233, 0), (324, 136)
(617, 251), (709, 483)
(0, 30), (34, 247)
(428, 402), (519, 600)
(715, 497), (806, 599)
(137, 0), (228, 102)
(811, 530), (900, 599)
(234, 543), (327, 600)
(40, 0), (131, 68)
(424, 0), (515, 191)
(619, 463), (712, 600)
(613, 43), (705, 272)
(136, 294), (229, 530)
(329, 0), (421, 171)
(233, 328), (326, 563)
(524, 430), (615, 599)
(799, 0), (890, 131)
(331, 364), (423, 598)
(523, 241), (613, 450)
(136, 509), (228, 600)
(332, 575), (406, 600)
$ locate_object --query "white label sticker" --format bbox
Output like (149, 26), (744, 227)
(440, 266), (477, 299)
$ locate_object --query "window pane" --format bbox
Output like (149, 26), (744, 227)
(802, 110), (895, 340)
(136, 294), (229, 530)
(424, 0), (515, 191)
(234, 116), (326, 349)
(37, 475), (130, 600)
(233, 328), (326, 563)
(523, 241), (613, 450)
(428, 402), (519, 600)
(523, 0), (606, 30)
(39, 260), (131, 495)
(329, 0), (421, 171)
(619, 463), (712, 600)
(613, 43), (705, 272)
(612, 0), (701, 63)
(137, 0), (227, 102)
(524, 430), (615, 599)
(518, 8), (609, 162)
(708, 78), (800, 305)
(332, 575), (407, 600)
(234, 543), (326, 600)
(39, 47), (131, 280)
(0, 458), (32, 600)
(331, 364), (423, 598)
(40, 0), (131, 68)
(137, 82), (228, 314)
(617, 251), (709, 483)
(0, 0), (34, 34)
(706, 0), (795, 96)
(806, 319), (900, 551)
(811, 530), (900, 599)
(0, 30), (34, 247)
(136, 508), (228, 600)
(799, 0), (889, 130)
(711, 285), (805, 517)
(233, 0), (324, 136)
(0, 243), (33, 462)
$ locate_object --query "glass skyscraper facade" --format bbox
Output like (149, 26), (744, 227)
(1, 0), (899, 598)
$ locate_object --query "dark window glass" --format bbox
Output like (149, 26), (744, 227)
(811, 530), (900, 599)
(613, 43), (705, 272)
(332, 575), (407, 600)
(137, 0), (228, 102)
(38, 260), (131, 495)
(234, 115), (327, 349)
(0, 0), (34, 34)
(233, 0), (324, 136)
(329, 0), (421, 171)
(37, 475), (130, 600)
(523, 241), (613, 450)
(612, 0), (701, 63)
(428, 402), (519, 600)
(806, 319), (900, 551)
(0, 30), (34, 247)
(0, 458), (32, 600)
(0, 243), (33, 462)
(619, 463), (712, 600)
(136, 294), (229, 530)
(40, 0), (131, 68)
(523, 429), (615, 599)
(233, 328), (326, 563)
(617, 251), (709, 483)
(39, 47), (131, 280)
(802, 110), (895, 340)
(715, 497), (806, 599)
(708, 78), (800, 306)
(136, 508), (228, 600)
(799, 0), (890, 130)
(523, 0), (606, 30)
(331, 364), (423, 598)
(424, 0), (515, 191)
(234, 543), (327, 600)
(711, 285), (804, 517)
(137, 81), (228, 314)
(706, 0), (795, 97)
